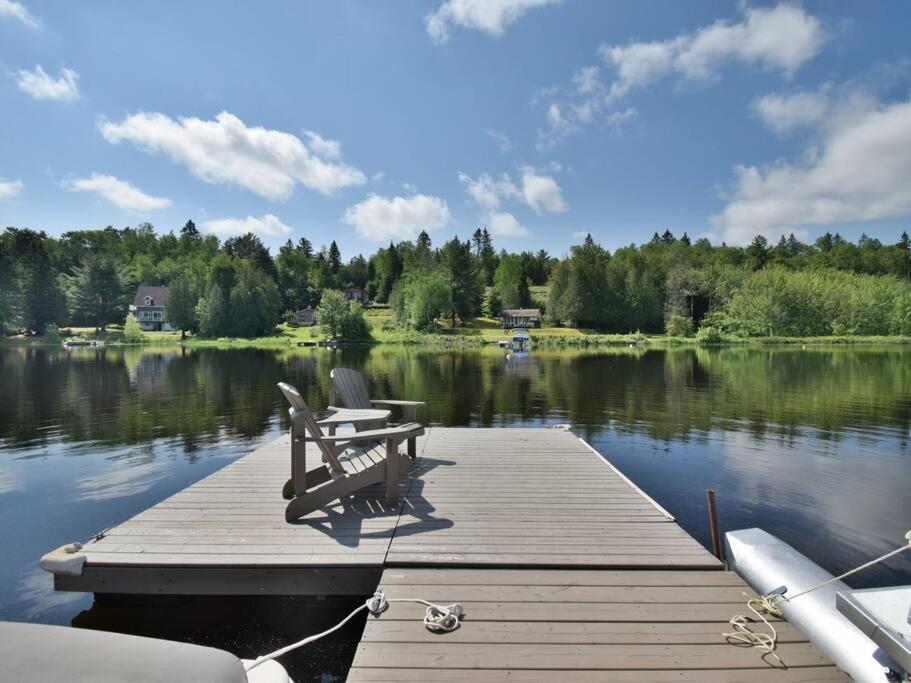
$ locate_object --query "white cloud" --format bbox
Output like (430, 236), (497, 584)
(754, 90), (830, 133)
(0, 0), (39, 29)
(343, 194), (450, 241)
(601, 4), (825, 101)
(302, 130), (341, 160)
(753, 83), (879, 136)
(716, 98), (911, 245)
(99, 111), (366, 200)
(0, 178), (24, 200)
(458, 171), (519, 211)
(520, 167), (565, 213)
(484, 129), (512, 153)
(202, 213), (293, 239)
(63, 173), (172, 211)
(16, 65), (79, 101)
(540, 4), (824, 140)
(402, 182), (419, 193)
(460, 168), (564, 214)
(426, 0), (561, 43)
(487, 211), (528, 237)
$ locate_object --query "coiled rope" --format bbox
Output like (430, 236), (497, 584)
(724, 530), (911, 660)
(244, 591), (464, 672)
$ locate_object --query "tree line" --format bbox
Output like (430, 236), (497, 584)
(1, 221), (910, 339)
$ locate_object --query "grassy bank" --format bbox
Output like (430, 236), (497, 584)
(6, 327), (911, 349)
(5, 310), (911, 348)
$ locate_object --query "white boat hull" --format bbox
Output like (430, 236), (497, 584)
(726, 528), (903, 683)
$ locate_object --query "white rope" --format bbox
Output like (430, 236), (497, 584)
(244, 591), (463, 672)
(724, 530), (911, 660)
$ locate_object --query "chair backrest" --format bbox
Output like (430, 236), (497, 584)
(277, 382), (345, 472)
(331, 368), (372, 410)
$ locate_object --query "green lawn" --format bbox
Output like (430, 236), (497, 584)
(7, 312), (911, 348)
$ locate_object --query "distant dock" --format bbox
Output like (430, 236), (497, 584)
(45, 428), (846, 679)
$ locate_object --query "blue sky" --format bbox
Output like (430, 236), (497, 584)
(1, 1), (910, 257)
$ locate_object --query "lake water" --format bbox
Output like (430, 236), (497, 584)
(2, 344), (910, 679)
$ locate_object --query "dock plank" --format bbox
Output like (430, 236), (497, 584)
(347, 568), (847, 681)
(59, 427), (718, 593)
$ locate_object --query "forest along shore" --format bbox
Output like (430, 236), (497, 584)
(3, 225), (911, 347)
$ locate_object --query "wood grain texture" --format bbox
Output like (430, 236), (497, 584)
(348, 567), (847, 681)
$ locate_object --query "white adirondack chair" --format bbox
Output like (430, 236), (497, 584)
(277, 382), (424, 521)
(330, 368), (425, 458)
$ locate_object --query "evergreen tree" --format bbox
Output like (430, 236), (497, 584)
(8, 229), (65, 333)
(223, 233), (277, 279)
(180, 219), (199, 240)
(440, 237), (482, 324)
(417, 230), (432, 249)
(62, 255), (128, 332)
(493, 254), (530, 309)
(746, 235), (770, 271)
(479, 228), (497, 285)
(472, 228), (483, 256)
(328, 240), (342, 274)
(165, 275), (198, 339)
(660, 229), (675, 244)
(680, 232), (691, 246)
(377, 242), (403, 302)
(297, 236), (313, 258)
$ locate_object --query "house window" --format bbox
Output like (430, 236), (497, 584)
(144, 296), (154, 306)
(153, 311), (162, 320)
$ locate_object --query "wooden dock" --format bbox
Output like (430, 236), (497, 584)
(47, 427), (846, 679)
(349, 568), (845, 681)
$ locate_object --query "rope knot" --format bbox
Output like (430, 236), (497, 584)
(366, 591), (388, 615)
(423, 602), (464, 633)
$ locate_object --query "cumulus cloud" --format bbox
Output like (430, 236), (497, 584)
(458, 171), (519, 210)
(753, 83), (879, 135)
(601, 4), (824, 99)
(487, 211), (528, 237)
(540, 4), (824, 141)
(520, 166), (565, 213)
(426, 0), (561, 43)
(753, 90), (830, 133)
(99, 111), (366, 200)
(460, 167), (564, 216)
(0, 0), (39, 29)
(0, 178), (24, 200)
(302, 130), (341, 160)
(16, 65), (79, 101)
(343, 194), (450, 241)
(63, 173), (172, 211)
(716, 98), (911, 244)
(202, 214), (293, 239)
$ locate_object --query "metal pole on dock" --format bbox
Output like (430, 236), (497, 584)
(706, 489), (722, 560)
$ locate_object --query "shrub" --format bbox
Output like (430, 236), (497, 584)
(695, 325), (725, 344)
(44, 324), (62, 344)
(665, 312), (694, 337)
(317, 290), (373, 341)
(123, 313), (145, 343)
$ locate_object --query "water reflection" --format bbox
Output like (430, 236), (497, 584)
(0, 344), (909, 662)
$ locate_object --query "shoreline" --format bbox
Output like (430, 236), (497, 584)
(5, 330), (911, 349)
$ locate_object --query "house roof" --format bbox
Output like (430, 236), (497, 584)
(500, 308), (541, 318)
(133, 285), (169, 308)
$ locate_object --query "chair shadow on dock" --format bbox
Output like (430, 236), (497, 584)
(288, 457), (456, 548)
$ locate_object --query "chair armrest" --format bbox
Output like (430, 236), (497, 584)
(370, 399), (425, 407)
(315, 423), (424, 444)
